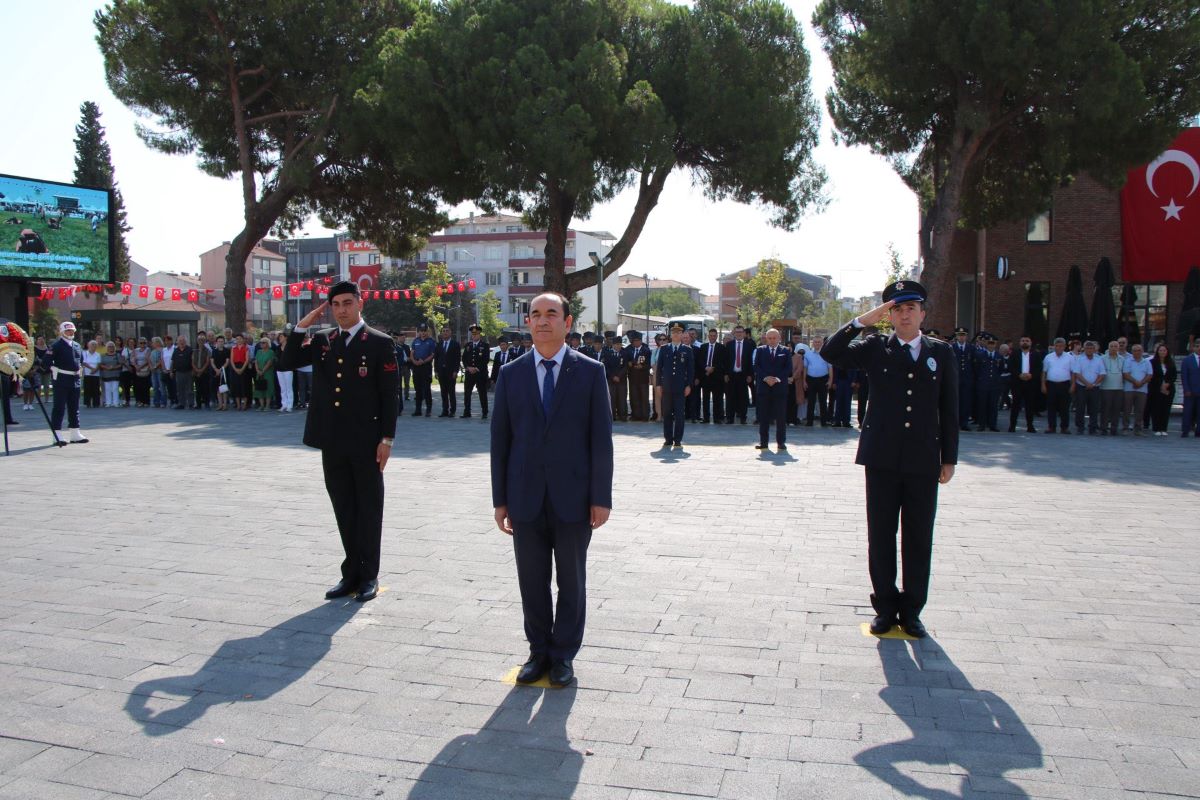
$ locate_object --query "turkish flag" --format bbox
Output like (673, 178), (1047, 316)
(1122, 127), (1200, 282)
(187, 289), (199, 302)
(155, 287), (165, 300)
(138, 285), (149, 298)
(121, 282), (132, 295)
(272, 285), (283, 299)
(171, 288), (182, 301)
(350, 265), (380, 291)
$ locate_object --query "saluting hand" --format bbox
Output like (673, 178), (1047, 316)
(298, 301), (329, 329)
(856, 300), (895, 328)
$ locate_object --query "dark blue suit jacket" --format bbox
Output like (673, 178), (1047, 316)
(490, 347), (614, 524)
(754, 344), (792, 387)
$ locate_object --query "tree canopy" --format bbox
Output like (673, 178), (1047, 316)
(96, 0), (447, 331)
(736, 259), (789, 333)
(73, 101), (131, 281)
(367, 0), (825, 296)
(630, 287), (701, 317)
(814, 0), (1200, 323)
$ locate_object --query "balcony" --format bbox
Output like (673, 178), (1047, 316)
(508, 284), (545, 295)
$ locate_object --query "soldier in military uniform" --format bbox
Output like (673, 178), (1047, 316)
(950, 326), (975, 431)
(49, 321), (89, 444)
(820, 281), (958, 639)
(281, 281), (398, 603)
(623, 330), (652, 421)
(599, 332), (628, 421)
(578, 332), (598, 360)
(461, 324), (491, 418)
(972, 333), (1005, 431)
(656, 323), (694, 447)
(567, 331), (582, 351)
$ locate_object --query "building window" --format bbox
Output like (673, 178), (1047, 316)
(369, 253), (380, 265)
(512, 245), (535, 259)
(510, 270), (531, 286)
(1027, 210), (1051, 242)
(1112, 284), (1168, 349)
(506, 225), (523, 232)
(453, 248), (472, 261)
(486, 272), (502, 286)
(485, 245), (503, 260)
(1023, 282), (1050, 346)
(510, 298), (529, 315)
(348, 254), (358, 266)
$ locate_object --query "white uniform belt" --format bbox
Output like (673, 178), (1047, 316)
(51, 366), (82, 378)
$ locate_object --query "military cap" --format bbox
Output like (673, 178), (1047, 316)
(468, 324), (482, 332)
(416, 322), (429, 331)
(953, 326), (969, 335)
(882, 280), (927, 304)
(670, 322), (684, 332)
(327, 280), (359, 300)
(582, 331), (596, 341)
(496, 334), (510, 343)
(603, 330), (616, 339)
(627, 330), (642, 340)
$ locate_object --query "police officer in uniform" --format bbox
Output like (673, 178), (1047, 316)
(656, 323), (694, 447)
(282, 281), (398, 603)
(49, 321), (89, 444)
(599, 332), (628, 421)
(623, 331), (652, 421)
(461, 324), (491, 418)
(972, 332), (1004, 431)
(950, 326), (975, 431)
(578, 332), (598, 360)
(390, 331), (409, 415)
(567, 331), (583, 351)
(820, 281), (958, 639)
(409, 323), (436, 417)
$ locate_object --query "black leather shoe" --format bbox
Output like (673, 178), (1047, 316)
(355, 580), (379, 603)
(869, 615), (896, 635)
(755, 443), (768, 449)
(663, 440), (672, 448)
(776, 444), (787, 451)
(549, 659), (574, 688)
(516, 654), (550, 684)
(411, 410), (421, 417)
(901, 617), (928, 639)
(673, 441), (682, 447)
(460, 412), (471, 418)
(325, 579), (355, 599)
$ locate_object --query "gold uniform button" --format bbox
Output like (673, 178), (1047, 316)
(334, 401), (340, 407)
(335, 387), (341, 393)
(906, 406), (912, 412)
(338, 358), (344, 364)
(904, 422), (911, 428)
(908, 373), (914, 378)
(336, 373), (342, 378)
(907, 389), (913, 395)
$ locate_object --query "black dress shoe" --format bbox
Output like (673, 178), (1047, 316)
(481, 413), (488, 419)
(776, 444), (787, 451)
(549, 659), (574, 688)
(901, 617), (928, 639)
(663, 440), (673, 448)
(411, 410), (421, 417)
(355, 580), (379, 603)
(325, 579), (355, 599)
(516, 654), (550, 684)
(755, 443), (768, 449)
(460, 412), (472, 418)
(869, 615), (896, 635)
(673, 441), (682, 447)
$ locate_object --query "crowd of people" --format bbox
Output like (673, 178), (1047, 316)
(7, 321), (1199, 442)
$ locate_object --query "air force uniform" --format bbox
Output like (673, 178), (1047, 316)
(655, 326), (694, 445)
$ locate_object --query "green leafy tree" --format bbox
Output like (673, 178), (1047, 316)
(568, 294), (587, 331)
(73, 101), (132, 281)
(779, 273), (814, 320)
(370, 0), (825, 297)
(473, 289), (505, 340)
(414, 261), (453, 331)
(736, 259), (788, 334)
(96, 0), (446, 332)
(361, 264), (426, 333)
(30, 301), (60, 342)
(630, 287), (701, 317)
(814, 0), (1200, 324)
(798, 286), (847, 337)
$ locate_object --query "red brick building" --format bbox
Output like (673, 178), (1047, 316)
(930, 172), (1186, 350)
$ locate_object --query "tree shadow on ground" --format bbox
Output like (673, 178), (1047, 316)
(125, 602), (359, 735)
(407, 684), (582, 799)
(855, 638), (1043, 799)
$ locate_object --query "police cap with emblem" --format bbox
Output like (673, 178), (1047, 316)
(416, 323), (428, 331)
(953, 326), (969, 335)
(327, 280), (360, 300)
(670, 323), (684, 332)
(881, 280), (927, 304)
(468, 324), (482, 333)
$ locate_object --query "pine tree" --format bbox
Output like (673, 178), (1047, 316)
(73, 101), (131, 280)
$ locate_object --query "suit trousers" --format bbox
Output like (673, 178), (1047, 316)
(412, 363), (433, 412)
(1183, 395), (1199, 436)
(437, 370), (457, 414)
(701, 378), (724, 422)
(174, 371), (195, 408)
(512, 500), (592, 661)
(322, 447), (384, 585)
(685, 380), (701, 420)
(1074, 386), (1101, 432)
(805, 375), (829, 424)
(50, 376), (80, 430)
(1009, 379), (1038, 430)
(661, 386), (686, 442)
(463, 371), (488, 415)
(757, 381), (787, 446)
(1122, 391), (1147, 432)
(957, 374), (974, 426)
(608, 377), (628, 421)
(974, 382), (1000, 429)
(864, 467), (939, 621)
(725, 374), (749, 422)
(627, 373), (649, 421)
(1045, 381), (1071, 430)
(1100, 389), (1124, 434)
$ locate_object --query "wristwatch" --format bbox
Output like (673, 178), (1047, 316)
(380, 438), (394, 447)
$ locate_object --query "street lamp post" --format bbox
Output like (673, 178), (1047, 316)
(589, 251), (608, 333)
(643, 273), (650, 337)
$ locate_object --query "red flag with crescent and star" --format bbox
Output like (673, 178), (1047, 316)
(1121, 127), (1200, 282)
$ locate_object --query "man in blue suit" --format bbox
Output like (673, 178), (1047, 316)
(754, 328), (793, 451)
(1181, 338), (1200, 438)
(491, 292), (614, 688)
(656, 322), (694, 447)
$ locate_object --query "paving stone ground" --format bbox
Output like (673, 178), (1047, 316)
(1, 397), (1198, 800)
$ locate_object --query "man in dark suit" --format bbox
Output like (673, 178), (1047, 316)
(1007, 335), (1041, 432)
(820, 281), (958, 639)
(698, 327), (729, 423)
(491, 292), (613, 688)
(656, 323), (694, 447)
(281, 281), (398, 603)
(724, 326), (753, 424)
(433, 325), (461, 417)
(623, 330), (652, 421)
(460, 324), (491, 418)
(754, 328), (792, 451)
(490, 335), (515, 386)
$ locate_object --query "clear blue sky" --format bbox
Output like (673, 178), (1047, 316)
(0, 0), (919, 298)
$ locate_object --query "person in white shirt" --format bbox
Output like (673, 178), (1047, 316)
(1040, 338), (1074, 433)
(1099, 341), (1127, 435)
(1121, 344), (1153, 436)
(1071, 341), (1105, 434)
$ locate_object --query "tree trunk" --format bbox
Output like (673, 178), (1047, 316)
(540, 182), (576, 294)
(919, 127), (982, 333)
(223, 191), (296, 333)
(563, 165), (670, 296)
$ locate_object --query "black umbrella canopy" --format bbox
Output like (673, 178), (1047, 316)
(1056, 264), (1089, 342)
(1178, 265), (1200, 352)
(1118, 283), (1141, 345)
(1089, 257), (1117, 345)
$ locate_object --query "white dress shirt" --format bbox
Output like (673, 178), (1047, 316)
(533, 343), (569, 392)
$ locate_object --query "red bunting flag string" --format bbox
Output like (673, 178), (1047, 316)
(37, 275), (477, 303)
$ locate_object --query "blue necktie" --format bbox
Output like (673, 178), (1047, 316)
(541, 359), (556, 415)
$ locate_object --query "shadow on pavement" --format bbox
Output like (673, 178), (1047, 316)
(855, 638), (1042, 799)
(125, 602), (359, 735)
(407, 684), (582, 799)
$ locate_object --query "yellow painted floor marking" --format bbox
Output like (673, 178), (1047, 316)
(859, 622), (920, 640)
(500, 666), (553, 688)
